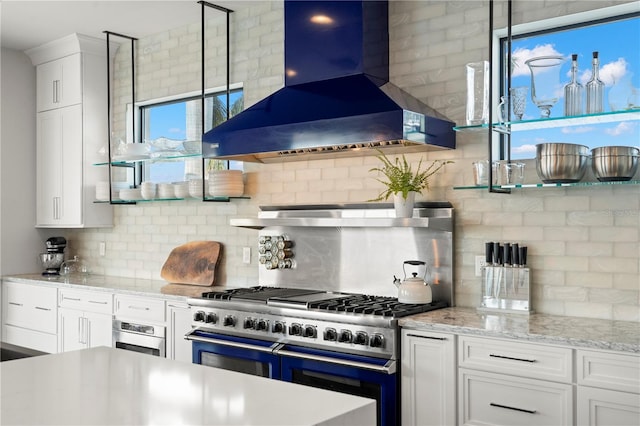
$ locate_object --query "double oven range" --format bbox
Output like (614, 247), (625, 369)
(187, 286), (445, 426)
(186, 203), (454, 426)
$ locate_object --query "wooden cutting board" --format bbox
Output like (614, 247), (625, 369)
(160, 241), (222, 286)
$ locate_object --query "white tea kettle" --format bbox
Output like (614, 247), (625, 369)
(393, 260), (432, 304)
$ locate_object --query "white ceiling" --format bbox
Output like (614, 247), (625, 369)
(1, 0), (249, 52)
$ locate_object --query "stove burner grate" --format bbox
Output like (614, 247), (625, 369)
(309, 294), (445, 318)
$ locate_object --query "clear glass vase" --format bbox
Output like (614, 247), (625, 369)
(525, 55), (566, 118)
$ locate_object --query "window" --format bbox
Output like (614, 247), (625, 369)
(495, 5), (639, 159)
(139, 87), (244, 183)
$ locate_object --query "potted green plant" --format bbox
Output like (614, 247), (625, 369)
(369, 151), (453, 217)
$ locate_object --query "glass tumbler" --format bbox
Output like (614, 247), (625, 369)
(510, 86), (528, 121)
(466, 61), (490, 125)
(500, 162), (525, 185)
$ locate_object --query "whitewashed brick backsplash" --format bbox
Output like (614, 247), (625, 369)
(68, 0), (639, 322)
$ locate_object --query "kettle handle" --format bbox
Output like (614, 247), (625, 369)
(403, 260), (428, 281)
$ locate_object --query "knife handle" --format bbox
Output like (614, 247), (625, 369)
(520, 246), (528, 266)
(504, 243), (511, 265)
(512, 243), (519, 266)
(493, 242), (501, 264)
(485, 242), (493, 264)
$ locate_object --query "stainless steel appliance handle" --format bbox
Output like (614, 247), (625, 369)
(184, 329), (280, 354)
(275, 348), (397, 374)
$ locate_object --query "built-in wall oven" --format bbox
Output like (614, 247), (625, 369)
(113, 319), (165, 357)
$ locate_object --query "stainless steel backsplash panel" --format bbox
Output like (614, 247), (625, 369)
(232, 203), (454, 306)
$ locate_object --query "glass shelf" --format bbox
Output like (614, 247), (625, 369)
(93, 153), (201, 166)
(94, 195), (250, 204)
(454, 179), (640, 190)
(453, 109), (640, 132)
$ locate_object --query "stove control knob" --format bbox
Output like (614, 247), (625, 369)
(354, 331), (369, 345)
(205, 313), (218, 324)
(193, 311), (205, 322)
(303, 325), (317, 338)
(323, 328), (337, 341)
(223, 315), (236, 327)
(339, 329), (353, 343)
(272, 321), (285, 334)
(256, 319), (268, 331)
(370, 333), (385, 348)
(243, 317), (255, 329)
(289, 323), (303, 336)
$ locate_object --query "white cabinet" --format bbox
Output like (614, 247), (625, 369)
(58, 288), (113, 352)
(457, 335), (574, 426)
(36, 53), (82, 112)
(401, 329), (456, 426)
(36, 105), (83, 226)
(1, 281), (58, 353)
(576, 349), (640, 425)
(166, 301), (193, 363)
(27, 33), (112, 228)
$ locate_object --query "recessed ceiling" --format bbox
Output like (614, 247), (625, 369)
(1, 0), (248, 52)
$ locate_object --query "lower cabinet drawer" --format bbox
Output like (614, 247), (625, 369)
(459, 335), (573, 383)
(2, 324), (57, 354)
(577, 349), (640, 394)
(459, 368), (573, 426)
(114, 294), (165, 323)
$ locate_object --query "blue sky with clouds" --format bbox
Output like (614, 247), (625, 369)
(508, 15), (639, 159)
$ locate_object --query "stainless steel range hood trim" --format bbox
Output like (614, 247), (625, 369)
(230, 217), (452, 232)
(229, 202), (454, 232)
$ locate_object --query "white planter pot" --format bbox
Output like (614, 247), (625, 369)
(393, 191), (416, 218)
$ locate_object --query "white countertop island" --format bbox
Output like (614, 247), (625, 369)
(0, 347), (375, 425)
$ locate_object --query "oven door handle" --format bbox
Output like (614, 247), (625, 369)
(276, 348), (396, 375)
(184, 329), (280, 354)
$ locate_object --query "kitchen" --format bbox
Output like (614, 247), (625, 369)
(1, 0), (639, 425)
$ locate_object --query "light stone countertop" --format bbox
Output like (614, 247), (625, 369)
(399, 307), (640, 353)
(3, 273), (188, 302)
(0, 346), (375, 426)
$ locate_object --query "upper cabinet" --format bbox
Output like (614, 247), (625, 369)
(36, 53), (82, 112)
(27, 33), (114, 228)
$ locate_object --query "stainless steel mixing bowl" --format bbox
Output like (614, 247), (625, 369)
(535, 143), (589, 183)
(39, 253), (65, 269)
(591, 146), (639, 182)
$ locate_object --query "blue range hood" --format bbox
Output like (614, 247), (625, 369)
(203, 0), (455, 163)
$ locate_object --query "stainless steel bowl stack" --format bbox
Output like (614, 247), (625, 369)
(535, 143), (589, 183)
(591, 146), (639, 182)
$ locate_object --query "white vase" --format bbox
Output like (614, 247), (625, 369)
(393, 191), (416, 218)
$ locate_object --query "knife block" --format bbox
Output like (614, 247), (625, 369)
(478, 266), (532, 314)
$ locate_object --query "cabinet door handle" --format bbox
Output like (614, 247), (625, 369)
(35, 306), (51, 311)
(490, 402), (537, 414)
(9, 302), (24, 307)
(54, 79), (60, 103)
(64, 297), (82, 302)
(84, 318), (90, 345)
(88, 300), (108, 305)
(78, 317), (83, 344)
(489, 353), (536, 363)
(406, 333), (447, 341)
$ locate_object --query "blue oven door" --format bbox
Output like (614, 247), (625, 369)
(186, 329), (281, 379)
(278, 345), (397, 426)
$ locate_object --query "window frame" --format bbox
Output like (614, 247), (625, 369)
(127, 83), (243, 185)
(491, 2), (639, 160)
